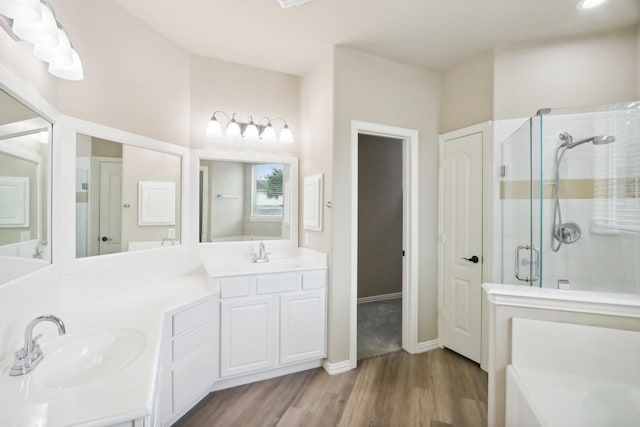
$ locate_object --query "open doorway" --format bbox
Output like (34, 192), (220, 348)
(349, 121), (419, 369)
(357, 134), (403, 360)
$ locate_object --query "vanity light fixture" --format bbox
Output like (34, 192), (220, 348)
(206, 111), (294, 144)
(577, 0), (609, 10)
(0, 0), (84, 80)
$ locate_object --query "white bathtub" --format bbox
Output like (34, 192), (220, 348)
(506, 319), (640, 427)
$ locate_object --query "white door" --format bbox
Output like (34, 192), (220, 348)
(220, 296), (276, 377)
(442, 132), (483, 362)
(280, 289), (326, 365)
(98, 161), (122, 255)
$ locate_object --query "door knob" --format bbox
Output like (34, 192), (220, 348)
(101, 236), (109, 242)
(461, 255), (479, 263)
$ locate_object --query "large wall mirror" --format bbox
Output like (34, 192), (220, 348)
(76, 133), (182, 258)
(0, 88), (51, 283)
(199, 156), (297, 243)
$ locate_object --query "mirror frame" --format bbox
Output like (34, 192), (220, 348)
(194, 149), (299, 247)
(0, 69), (56, 286)
(68, 117), (189, 261)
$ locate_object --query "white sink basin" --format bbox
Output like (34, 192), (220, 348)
(33, 329), (146, 389)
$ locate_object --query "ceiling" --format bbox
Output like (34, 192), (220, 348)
(113, 0), (640, 76)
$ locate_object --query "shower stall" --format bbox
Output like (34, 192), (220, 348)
(498, 101), (640, 294)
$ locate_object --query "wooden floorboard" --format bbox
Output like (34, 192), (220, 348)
(173, 348), (487, 427)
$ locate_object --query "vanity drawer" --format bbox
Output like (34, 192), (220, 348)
(220, 276), (253, 299)
(302, 269), (326, 290)
(173, 299), (214, 337)
(173, 321), (214, 362)
(256, 272), (298, 294)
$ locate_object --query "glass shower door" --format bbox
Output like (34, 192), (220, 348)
(499, 117), (541, 286)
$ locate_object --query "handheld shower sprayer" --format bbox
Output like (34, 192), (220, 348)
(552, 132), (616, 251)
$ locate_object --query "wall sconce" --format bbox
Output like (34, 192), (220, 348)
(207, 111), (294, 144)
(0, 0), (84, 81)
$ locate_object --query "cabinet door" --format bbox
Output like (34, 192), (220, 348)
(280, 289), (326, 365)
(220, 295), (276, 377)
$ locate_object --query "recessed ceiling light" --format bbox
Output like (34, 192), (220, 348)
(277, 0), (313, 9)
(577, 0), (609, 10)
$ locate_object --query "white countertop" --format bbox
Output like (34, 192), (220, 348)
(204, 248), (328, 278)
(0, 274), (217, 427)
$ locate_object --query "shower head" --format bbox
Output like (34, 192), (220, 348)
(558, 132), (616, 149)
(567, 135), (615, 148)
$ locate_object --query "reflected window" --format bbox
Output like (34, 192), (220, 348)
(251, 163), (283, 219)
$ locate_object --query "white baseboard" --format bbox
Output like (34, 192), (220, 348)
(415, 339), (441, 353)
(211, 360), (322, 391)
(357, 292), (402, 304)
(322, 359), (352, 375)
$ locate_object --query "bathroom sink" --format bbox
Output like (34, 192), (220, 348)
(33, 329), (146, 389)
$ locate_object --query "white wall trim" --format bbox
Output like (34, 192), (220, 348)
(415, 339), (441, 353)
(322, 359), (352, 375)
(357, 292), (402, 304)
(350, 120), (419, 370)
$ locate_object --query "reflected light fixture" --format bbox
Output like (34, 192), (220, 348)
(206, 111), (294, 144)
(0, 0), (84, 80)
(577, 0), (608, 10)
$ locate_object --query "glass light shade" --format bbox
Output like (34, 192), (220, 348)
(0, 0), (41, 22)
(34, 29), (73, 67)
(226, 119), (241, 139)
(244, 123), (259, 140)
(206, 116), (222, 137)
(48, 48), (83, 81)
(12, 3), (59, 47)
(261, 124), (277, 143)
(577, 0), (608, 9)
(279, 124), (294, 144)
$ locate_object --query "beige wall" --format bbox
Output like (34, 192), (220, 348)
(189, 55), (300, 153)
(330, 47), (441, 362)
(440, 51), (494, 133)
(50, 0), (191, 147)
(121, 145), (182, 248)
(299, 51), (334, 254)
(494, 27), (638, 120)
(357, 135), (403, 299)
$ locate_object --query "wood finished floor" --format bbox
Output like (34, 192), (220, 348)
(174, 348), (488, 427)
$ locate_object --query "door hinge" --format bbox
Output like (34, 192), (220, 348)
(500, 165), (507, 177)
(402, 250), (405, 257)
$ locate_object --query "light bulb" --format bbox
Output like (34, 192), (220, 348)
(279, 124), (294, 144)
(0, 0), (41, 23)
(226, 118), (241, 139)
(34, 28), (73, 67)
(206, 116), (222, 137)
(12, 3), (59, 47)
(261, 124), (277, 143)
(48, 48), (83, 80)
(244, 120), (259, 140)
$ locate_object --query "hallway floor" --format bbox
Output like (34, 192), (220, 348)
(357, 298), (402, 360)
(174, 349), (488, 427)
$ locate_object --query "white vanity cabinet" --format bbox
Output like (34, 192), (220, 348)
(217, 269), (326, 379)
(160, 295), (219, 426)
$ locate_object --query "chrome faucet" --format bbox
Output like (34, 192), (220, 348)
(32, 240), (46, 259)
(161, 237), (177, 246)
(10, 314), (66, 376)
(251, 242), (270, 263)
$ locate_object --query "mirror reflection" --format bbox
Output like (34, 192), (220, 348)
(76, 134), (182, 258)
(0, 89), (51, 284)
(199, 160), (291, 242)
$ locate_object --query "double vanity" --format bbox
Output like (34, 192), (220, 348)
(0, 248), (327, 426)
(0, 69), (327, 426)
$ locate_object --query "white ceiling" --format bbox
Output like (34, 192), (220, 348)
(113, 0), (640, 76)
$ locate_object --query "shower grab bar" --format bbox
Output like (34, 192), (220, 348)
(515, 245), (539, 283)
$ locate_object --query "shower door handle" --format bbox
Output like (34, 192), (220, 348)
(515, 244), (531, 282)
